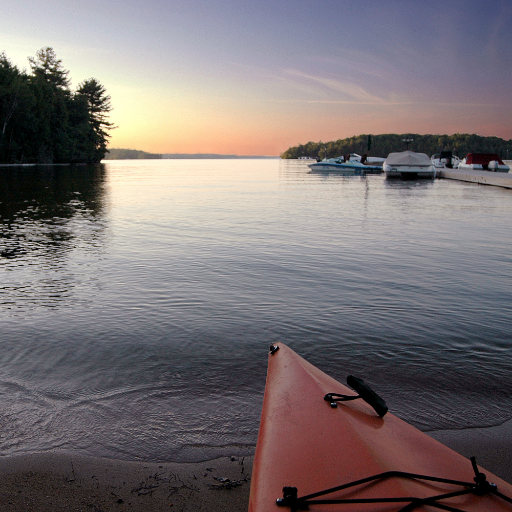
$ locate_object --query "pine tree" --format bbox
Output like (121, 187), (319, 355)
(76, 78), (114, 162)
(0, 48), (114, 164)
(28, 47), (70, 91)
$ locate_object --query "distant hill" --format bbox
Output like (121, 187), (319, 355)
(103, 149), (162, 160)
(103, 150), (277, 160)
(281, 134), (512, 160)
(162, 153), (278, 159)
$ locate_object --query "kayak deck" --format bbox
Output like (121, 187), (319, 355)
(249, 343), (512, 511)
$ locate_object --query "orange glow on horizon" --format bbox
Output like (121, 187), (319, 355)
(108, 107), (512, 156)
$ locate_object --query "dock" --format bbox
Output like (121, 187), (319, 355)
(438, 168), (512, 189)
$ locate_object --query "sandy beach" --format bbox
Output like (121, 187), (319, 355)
(0, 453), (253, 512)
(1, 421), (511, 512)
(428, 419), (512, 484)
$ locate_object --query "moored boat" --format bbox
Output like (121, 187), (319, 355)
(458, 153), (510, 172)
(432, 150), (460, 169)
(308, 154), (382, 174)
(354, 153), (386, 166)
(249, 342), (512, 512)
(384, 150), (436, 179)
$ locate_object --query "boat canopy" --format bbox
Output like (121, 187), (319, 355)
(384, 150), (432, 167)
(465, 153), (504, 165)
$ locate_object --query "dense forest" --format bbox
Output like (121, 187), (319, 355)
(104, 148), (162, 160)
(281, 133), (512, 160)
(0, 47), (113, 164)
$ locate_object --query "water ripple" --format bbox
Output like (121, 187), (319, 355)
(1, 160), (511, 461)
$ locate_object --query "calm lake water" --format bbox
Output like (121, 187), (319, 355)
(1, 159), (511, 463)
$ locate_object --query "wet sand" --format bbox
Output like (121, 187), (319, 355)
(428, 418), (512, 484)
(1, 421), (511, 512)
(0, 453), (253, 512)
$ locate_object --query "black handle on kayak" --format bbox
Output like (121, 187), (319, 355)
(347, 376), (388, 417)
(324, 376), (388, 417)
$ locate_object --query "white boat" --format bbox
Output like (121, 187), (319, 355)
(297, 156), (316, 161)
(308, 154), (382, 174)
(458, 153), (509, 172)
(352, 153), (386, 165)
(431, 151), (460, 169)
(383, 150), (436, 179)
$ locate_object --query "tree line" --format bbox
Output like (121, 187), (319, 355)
(104, 148), (162, 160)
(0, 47), (113, 164)
(281, 133), (512, 160)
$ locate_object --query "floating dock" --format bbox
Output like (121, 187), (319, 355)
(438, 168), (512, 189)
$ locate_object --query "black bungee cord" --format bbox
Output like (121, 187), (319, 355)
(276, 454), (512, 511)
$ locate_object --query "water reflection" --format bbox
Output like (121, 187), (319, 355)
(1, 159), (511, 462)
(0, 164), (107, 310)
(279, 158), (380, 182)
(383, 178), (436, 190)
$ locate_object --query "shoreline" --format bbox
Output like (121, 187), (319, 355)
(0, 452), (253, 512)
(1, 421), (511, 511)
(427, 418), (512, 483)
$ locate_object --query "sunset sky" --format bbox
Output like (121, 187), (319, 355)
(3, 0), (512, 155)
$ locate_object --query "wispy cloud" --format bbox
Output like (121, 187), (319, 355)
(281, 68), (387, 104)
(486, 0), (512, 65)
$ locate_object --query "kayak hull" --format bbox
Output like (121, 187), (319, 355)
(249, 343), (512, 511)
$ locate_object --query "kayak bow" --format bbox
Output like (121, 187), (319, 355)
(249, 343), (512, 511)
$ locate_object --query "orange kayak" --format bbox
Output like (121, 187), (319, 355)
(249, 342), (512, 512)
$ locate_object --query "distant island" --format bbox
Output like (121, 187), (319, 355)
(103, 149), (163, 160)
(281, 133), (512, 160)
(104, 149), (278, 160)
(162, 153), (277, 159)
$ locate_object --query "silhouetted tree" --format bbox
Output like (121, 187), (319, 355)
(0, 47), (114, 164)
(28, 47), (70, 91)
(281, 134), (512, 160)
(76, 78), (114, 161)
(0, 52), (37, 163)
